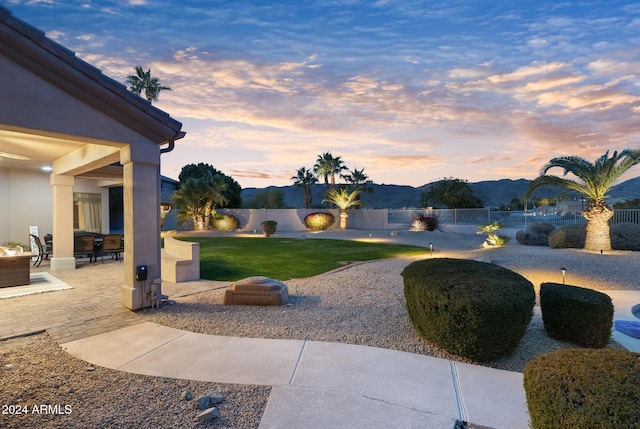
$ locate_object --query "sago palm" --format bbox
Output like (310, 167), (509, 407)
(526, 149), (640, 251)
(322, 187), (361, 229)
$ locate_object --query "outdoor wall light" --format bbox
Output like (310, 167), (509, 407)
(560, 267), (566, 284)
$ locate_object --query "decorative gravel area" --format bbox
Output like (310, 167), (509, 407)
(0, 334), (269, 429)
(142, 233), (637, 373)
(2, 230), (637, 428)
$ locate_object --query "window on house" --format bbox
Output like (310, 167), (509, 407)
(74, 193), (101, 233)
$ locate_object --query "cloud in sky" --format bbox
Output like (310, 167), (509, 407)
(5, 0), (640, 188)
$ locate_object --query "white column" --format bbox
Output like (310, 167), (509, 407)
(49, 173), (76, 271)
(120, 143), (161, 310)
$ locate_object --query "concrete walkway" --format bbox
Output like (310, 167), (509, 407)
(60, 322), (529, 428)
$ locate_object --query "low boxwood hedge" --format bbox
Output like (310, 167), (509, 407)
(401, 258), (535, 360)
(540, 282), (613, 348)
(524, 349), (640, 429)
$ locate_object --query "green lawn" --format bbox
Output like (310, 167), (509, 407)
(179, 237), (428, 281)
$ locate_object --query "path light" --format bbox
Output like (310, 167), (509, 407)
(560, 267), (566, 284)
(429, 242), (433, 257)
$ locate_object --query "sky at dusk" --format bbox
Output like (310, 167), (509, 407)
(4, 0), (640, 188)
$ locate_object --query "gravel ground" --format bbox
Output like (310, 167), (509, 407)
(0, 335), (270, 429)
(1, 230), (637, 428)
(142, 232), (637, 372)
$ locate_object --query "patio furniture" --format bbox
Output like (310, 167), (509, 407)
(74, 233), (97, 263)
(29, 234), (47, 267)
(100, 233), (123, 262)
(0, 253), (35, 287)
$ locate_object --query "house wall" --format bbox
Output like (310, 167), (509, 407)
(0, 167), (110, 244)
(2, 168), (51, 245)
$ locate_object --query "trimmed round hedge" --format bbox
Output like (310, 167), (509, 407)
(540, 282), (613, 348)
(212, 214), (240, 231)
(304, 212), (336, 231)
(402, 258), (535, 360)
(524, 349), (640, 429)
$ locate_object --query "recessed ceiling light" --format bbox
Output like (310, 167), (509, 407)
(0, 152), (31, 160)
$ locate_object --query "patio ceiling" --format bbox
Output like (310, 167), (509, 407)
(0, 128), (125, 182)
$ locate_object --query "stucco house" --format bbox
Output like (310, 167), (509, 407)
(0, 6), (185, 310)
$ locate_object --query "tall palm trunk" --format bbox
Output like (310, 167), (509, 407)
(583, 201), (613, 252)
(304, 186), (312, 209)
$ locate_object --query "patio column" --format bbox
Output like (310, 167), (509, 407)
(49, 173), (76, 271)
(120, 143), (161, 310)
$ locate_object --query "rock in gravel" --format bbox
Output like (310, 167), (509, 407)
(197, 392), (225, 409)
(180, 390), (193, 401)
(197, 407), (221, 422)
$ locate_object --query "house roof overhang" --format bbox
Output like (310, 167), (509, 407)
(0, 5), (185, 177)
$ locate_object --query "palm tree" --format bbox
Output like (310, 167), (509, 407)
(173, 177), (228, 231)
(126, 66), (172, 103)
(291, 167), (318, 209)
(314, 152), (334, 191)
(328, 155), (348, 189)
(323, 187), (361, 229)
(526, 149), (640, 252)
(342, 167), (373, 209)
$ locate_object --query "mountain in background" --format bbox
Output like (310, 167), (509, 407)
(240, 177), (640, 209)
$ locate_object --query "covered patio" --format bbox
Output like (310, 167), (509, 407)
(0, 6), (185, 310)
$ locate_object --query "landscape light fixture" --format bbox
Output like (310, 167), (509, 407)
(560, 267), (566, 284)
(429, 242), (433, 256)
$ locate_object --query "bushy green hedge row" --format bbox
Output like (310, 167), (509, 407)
(304, 212), (335, 231)
(524, 349), (640, 429)
(540, 283), (613, 348)
(401, 258), (535, 360)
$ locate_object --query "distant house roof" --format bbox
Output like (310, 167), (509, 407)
(0, 5), (184, 145)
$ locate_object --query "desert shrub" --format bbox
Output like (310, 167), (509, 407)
(212, 214), (240, 231)
(529, 222), (556, 235)
(524, 349), (640, 429)
(610, 222), (640, 251)
(261, 220), (277, 237)
(401, 258), (534, 360)
(540, 283), (613, 348)
(411, 214), (437, 231)
(304, 212), (335, 231)
(516, 222), (555, 246)
(548, 224), (586, 248)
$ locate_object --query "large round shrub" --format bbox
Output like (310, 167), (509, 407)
(524, 349), (640, 429)
(548, 224), (586, 248)
(516, 222), (555, 246)
(401, 258), (535, 360)
(212, 214), (240, 231)
(304, 212), (335, 231)
(611, 222), (640, 251)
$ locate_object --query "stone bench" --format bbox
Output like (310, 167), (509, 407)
(161, 237), (199, 283)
